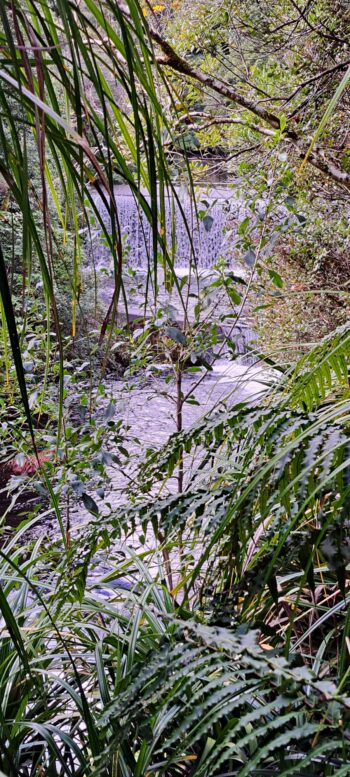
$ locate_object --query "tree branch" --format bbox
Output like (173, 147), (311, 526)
(175, 112), (276, 138)
(282, 58), (350, 104)
(149, 24), (350, 192)
(287, 0), (349, 46)
(113, 1), (350, 193)
(152, 32), (282, 129)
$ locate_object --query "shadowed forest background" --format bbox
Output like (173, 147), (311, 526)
(1, 1), (350, 775)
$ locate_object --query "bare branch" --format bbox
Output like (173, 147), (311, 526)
(152, 31), (282, 129)
(287, 0), (349, 46)
(150, 26), (350, 192)
(175, 113), (276, 138)
(282, 58), (350, 104)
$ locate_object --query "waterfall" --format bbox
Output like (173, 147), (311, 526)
(87, 184), (241, 270)
(85, 183), (256, 362)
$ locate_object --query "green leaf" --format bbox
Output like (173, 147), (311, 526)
(299, 63), (350, 174)
(238, 216), (250, 235)
(244, 248), (256, 267)
(82, 493), (99, 516)
(268, 269), (284, 288)
(203, 214), (214, 232)
(105, 402), (116, 420)
(164, 326), (187, 345)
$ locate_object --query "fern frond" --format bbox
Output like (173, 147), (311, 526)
(99, 622), (350, 776)
(285, 322), (350, 410)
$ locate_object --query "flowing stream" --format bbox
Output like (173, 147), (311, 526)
(9, 185), (274, 587)
(69, 186), (271, 547)
(88, 183), (246, 270)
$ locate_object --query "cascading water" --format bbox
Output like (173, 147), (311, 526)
(18, 185), (263, 542)
(85, 183), (255, 360)
(87, 184), (242, 270)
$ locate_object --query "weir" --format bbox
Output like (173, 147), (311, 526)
(85, 183), (255, 361)
(88, 184), (242, 269)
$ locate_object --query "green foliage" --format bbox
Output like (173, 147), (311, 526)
(1, 1), (350, 775)
(0, 534), (349, 776)
(286, 322), (350, 410)
(101, 620), (350, 776)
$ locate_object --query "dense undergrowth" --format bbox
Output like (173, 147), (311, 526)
(1, 0), (350, 775)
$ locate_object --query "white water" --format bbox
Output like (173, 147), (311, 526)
(17, 184), (277, 598)
(85, 183), (255, 353)
(70, 187), (264, 538)
(88, 184), (244, 269)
